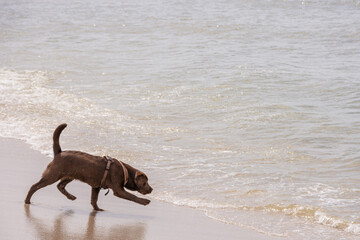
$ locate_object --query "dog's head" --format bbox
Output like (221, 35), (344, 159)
(134, 171), (153, 195)
(122, 163), (153, 195)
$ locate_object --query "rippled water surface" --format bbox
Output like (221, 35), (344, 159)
(1, 0), (359, 239)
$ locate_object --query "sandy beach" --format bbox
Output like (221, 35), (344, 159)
(0, 137), (280, 240)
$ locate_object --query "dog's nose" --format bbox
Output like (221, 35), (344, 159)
(149, 187), (153, 193)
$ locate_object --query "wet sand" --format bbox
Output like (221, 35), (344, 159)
(0, 137), (280, 240)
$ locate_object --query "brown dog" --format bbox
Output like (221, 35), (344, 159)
(25, 124), (152, 210)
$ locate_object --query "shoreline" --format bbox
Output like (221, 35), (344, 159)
(0, 136), (280, 240)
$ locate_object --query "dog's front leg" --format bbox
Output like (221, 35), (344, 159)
(91, 187), (103, 211)
(114, 189), (150, 206)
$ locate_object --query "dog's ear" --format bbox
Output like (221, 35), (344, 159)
(135, 172), (147, 184)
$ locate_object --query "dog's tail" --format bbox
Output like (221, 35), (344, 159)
(53, 123), (67, 156)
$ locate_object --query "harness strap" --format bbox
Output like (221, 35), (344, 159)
(100, 156), (114, 188)
(100, 156), (129, 189)
(119, 160), (129, 185)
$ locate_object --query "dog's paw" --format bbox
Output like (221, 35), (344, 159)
(140, 198), (151, 206)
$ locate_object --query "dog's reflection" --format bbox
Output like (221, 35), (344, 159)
(24, 205), (146, 240)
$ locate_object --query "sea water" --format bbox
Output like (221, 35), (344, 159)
(0, 0), (359, 239)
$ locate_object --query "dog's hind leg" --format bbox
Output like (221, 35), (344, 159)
(25, 175), (59, 204)
(91, 187), (103, 211)
(57, 178), (76, 200)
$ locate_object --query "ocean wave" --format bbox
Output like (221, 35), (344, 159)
(0, 69), (138, 157)
(0, 68), (108, 154)
(152, 190), (360, 236)
(151, 191), (238, 210)
(259, 203), (360, 234)
(0, 68), (170, 157)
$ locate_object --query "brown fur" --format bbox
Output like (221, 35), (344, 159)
(25, 123), (152, 211)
